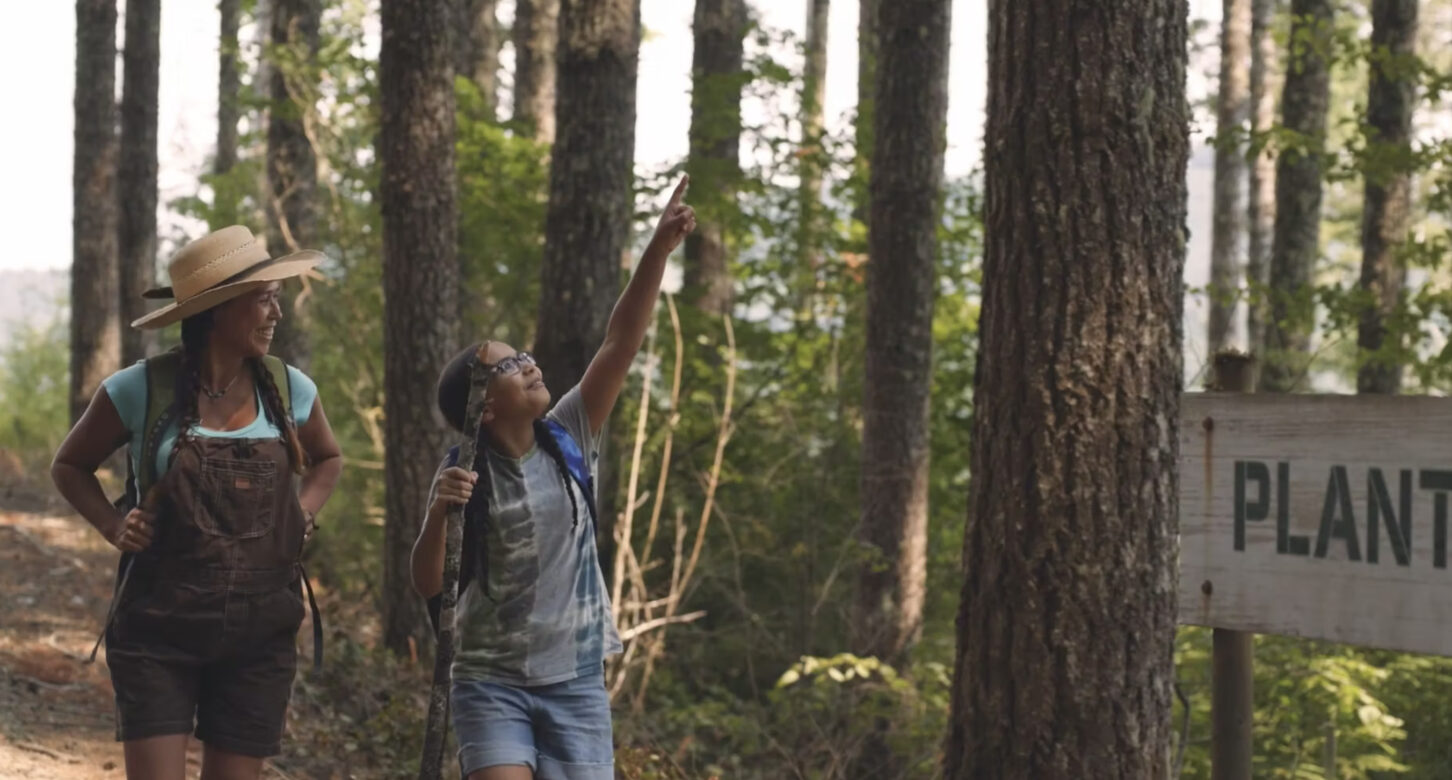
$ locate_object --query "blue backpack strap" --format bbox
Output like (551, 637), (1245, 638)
(544, 420), (597, 528)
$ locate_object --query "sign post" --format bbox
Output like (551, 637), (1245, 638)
(1207, 352), (1254, 780)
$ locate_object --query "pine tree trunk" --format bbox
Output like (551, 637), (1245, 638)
(72, 0), (121, 424)
(799, 0), (829, 275)
(455, 0), (501, 117)
(266, 0), (321, 371)
(118, 0), (160, 366)
(512, 0), (560, 144)
(1245, 0), (1277, 363)
(380, 0), (459, 657)
(682, 0), (747, 316)
(533, 0), (640, 396)
(945, 0), (1187, 776)
(1208, 0), (1251, 353)
(1357, 0), (1417, 395)
(853, 0), (879, 224)
(1260, 0), (1333, 393)
(851, 0), (949, 667)
(216, 0), (242, 226)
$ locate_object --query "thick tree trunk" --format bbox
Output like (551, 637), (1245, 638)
(533, 0), (640, 396)
(1245, 0), (1277, 362)
(682, 0), (747, 316)
(215, 0), (242, 226)
(1208, 0), (1251, 353)
(266, 0), (321, 371)
(512, 0), (560, 144)
(380, 0), (459, 657)
(944, 0), (1188, 777)
(72, 0), (121, 424)
(1357, 0), (1418, 395)
(799, 0), (829, 275)
(851, 0), (949, 667)
(1260, 0), (1333, 393)
(455, 0), (501, 117)
(853, 0), (879, 224)
(118, 0), (160, 366)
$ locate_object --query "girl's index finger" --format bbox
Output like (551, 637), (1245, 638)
(668, 174), (690, 208)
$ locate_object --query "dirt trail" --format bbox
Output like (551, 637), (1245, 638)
(0, 505), (300, 779)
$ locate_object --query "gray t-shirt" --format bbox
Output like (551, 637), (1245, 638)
(429, 386), (623, 686)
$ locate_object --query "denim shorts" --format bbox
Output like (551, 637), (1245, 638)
(452, 670), (614, 779)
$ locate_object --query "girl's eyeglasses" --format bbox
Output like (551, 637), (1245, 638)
(485, 352), (536, 377)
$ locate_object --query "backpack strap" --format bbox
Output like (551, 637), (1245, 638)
(544, 420), (597, 529)
(139, 353), (182, 499)
(95, 353), (179, 663)
(260, 354), (293, 423)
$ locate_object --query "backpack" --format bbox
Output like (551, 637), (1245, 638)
(425, 419), (597, 632)
(95, 352), (323, 671)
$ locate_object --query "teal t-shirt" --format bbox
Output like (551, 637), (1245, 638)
(101, 359), (318, 479)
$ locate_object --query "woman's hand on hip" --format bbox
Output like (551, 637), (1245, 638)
(110, 507), (156, 553)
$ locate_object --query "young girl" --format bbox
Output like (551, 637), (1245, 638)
(52, 226), (344, 779)
(411, 176), (696, 780)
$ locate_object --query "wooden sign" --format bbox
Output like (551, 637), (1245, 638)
(1179, 393), (1452, 656)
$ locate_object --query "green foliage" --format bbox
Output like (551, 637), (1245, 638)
(1175, 629), (1425, 780)
(0, 316), (69, 470)
(618, 654), (950, 780)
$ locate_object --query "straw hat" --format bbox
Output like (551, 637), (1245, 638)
(132, 225), (324, 330)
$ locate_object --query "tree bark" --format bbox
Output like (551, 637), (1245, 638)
(851, 0), (949, 667)
(118, 0), (160, 366)
(266, 0), (321, 371)
(71, 0), (121, 424)
(853, 0), (879, 224)
(1208, 0), (1251, 353)
(1245, 0), (1277, 363)
(682, 0), (747, 316)
(380, 0), (459, 657)
(533, 0), (640, 396)
(945, 0), (1187, 776)
(215, 0), (242, 226)
(512, 0), (560, 144)
(799, 0), (829, 276)
(1259, 0), (1333, 393)
(455, 0), (501, 117)
(1357, 0), (1417, 395)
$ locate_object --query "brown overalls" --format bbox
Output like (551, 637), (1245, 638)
(105, 434), (311, 758)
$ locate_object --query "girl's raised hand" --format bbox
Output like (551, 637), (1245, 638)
(648, 175), (696, 254)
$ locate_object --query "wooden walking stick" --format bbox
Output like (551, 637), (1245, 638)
(418, 344), (492, 780)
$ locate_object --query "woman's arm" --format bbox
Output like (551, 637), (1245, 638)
(51, 388), (136, 546)
(296, 397), (343, 532)
(578, 175), (697, 435)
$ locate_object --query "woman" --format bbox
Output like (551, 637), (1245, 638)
(412, 176), (696, 780)
(52, 225), (344, 780)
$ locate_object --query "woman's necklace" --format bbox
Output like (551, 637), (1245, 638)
(200, 370), (243, 400)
